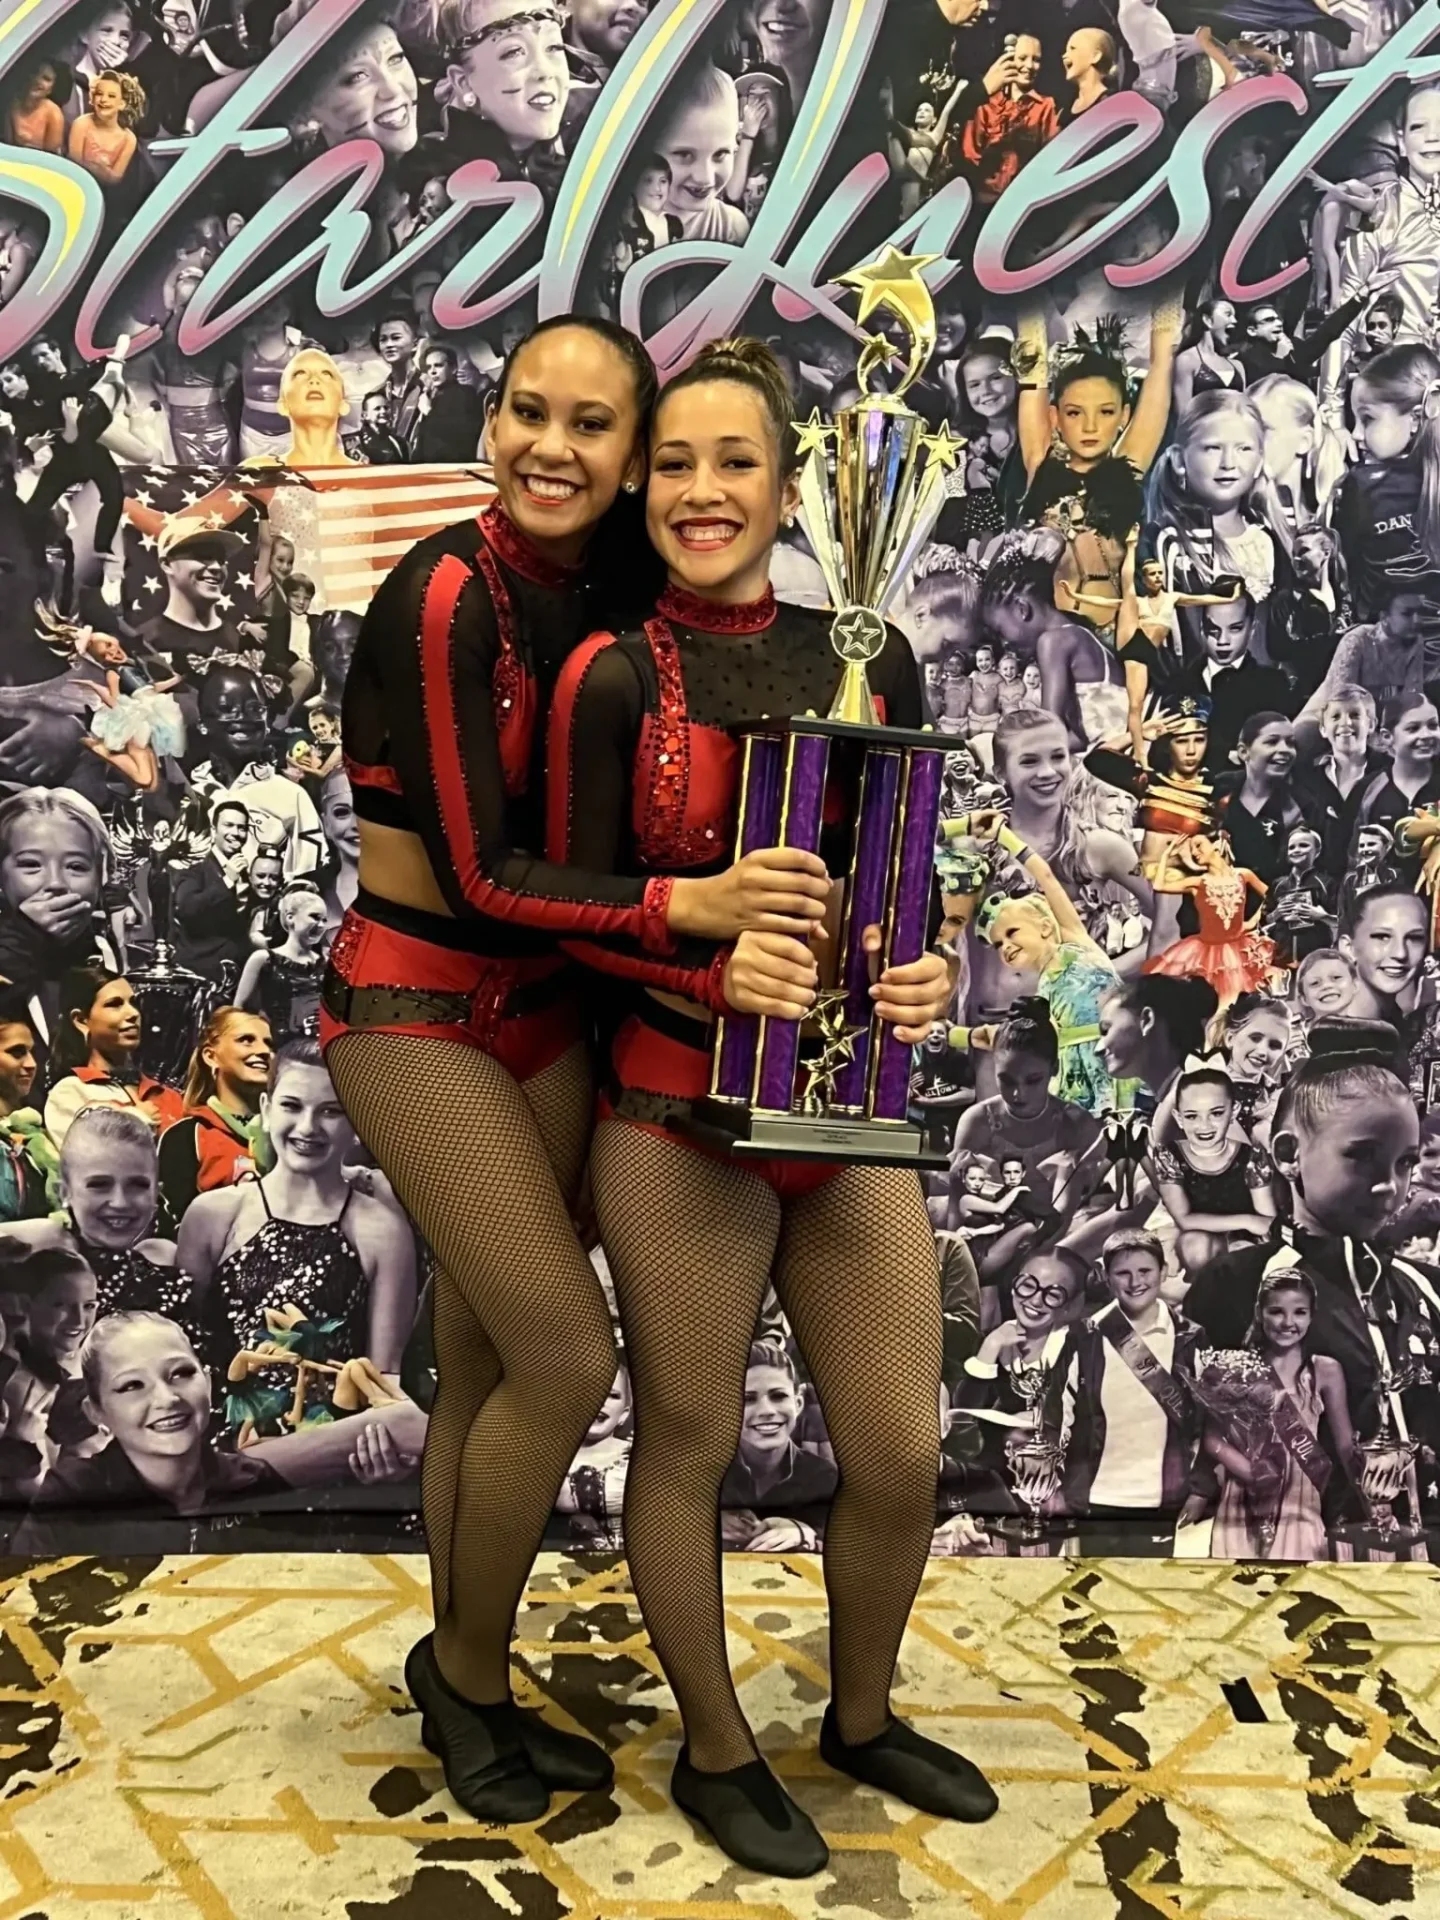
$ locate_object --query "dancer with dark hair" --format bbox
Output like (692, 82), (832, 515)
(322, 315), (831, 1826)
(548, 336), (994, 1877)
(43, 966), (184, 1145)
(1013, 308), (1179, 606)
(1095, 973), (1220, 1115)
(949, 996), (1101, 1223)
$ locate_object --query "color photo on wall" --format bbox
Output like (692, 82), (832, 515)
(0, 0), (1438, 1561)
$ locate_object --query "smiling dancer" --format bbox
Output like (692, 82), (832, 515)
(322, 316), (829, 1825)
(548, 338), (997, 1877)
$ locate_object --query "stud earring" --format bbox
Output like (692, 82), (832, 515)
(624, 480), (639, 493)
(461, 86), (478, 110)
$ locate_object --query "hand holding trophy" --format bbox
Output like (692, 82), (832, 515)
(686, 247), (963, 1166)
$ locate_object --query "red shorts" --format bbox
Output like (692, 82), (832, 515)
(600, 1010), (841, 1200)
(319, 892), (582, 1084)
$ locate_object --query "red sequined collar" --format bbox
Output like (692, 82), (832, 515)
(657, 580), (777, 635)
(479, 503), (582, 589)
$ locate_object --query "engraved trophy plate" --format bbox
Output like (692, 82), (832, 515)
(685, 247), (961, 1168)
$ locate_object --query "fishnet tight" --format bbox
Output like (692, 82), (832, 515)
(328, 1034), (612, 1703)
(591, 1121), (943, 1772)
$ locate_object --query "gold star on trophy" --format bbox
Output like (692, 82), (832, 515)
(793, 408), (834, 459)
(921, 421), (965, 472)
(837, 245), (941, 399)
(800, 988), (866, 1116)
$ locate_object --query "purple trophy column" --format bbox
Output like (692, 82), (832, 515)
(870, 745), (947, 1122)
(830, 746), (901, 1112)
(711, 734), (784, 1102)
(753, 732), (830, 1112)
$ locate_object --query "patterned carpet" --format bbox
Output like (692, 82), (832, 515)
(0, 1553), (1437, 1918)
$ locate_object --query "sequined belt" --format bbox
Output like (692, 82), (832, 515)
(321, 973), (566, 1030)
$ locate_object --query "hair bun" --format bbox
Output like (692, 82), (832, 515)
(1305, 1015), (1403, 1069)
(1007, 995), (1055, 1027)
(688, 337), (795, 420)
(696, 336), (785, 377)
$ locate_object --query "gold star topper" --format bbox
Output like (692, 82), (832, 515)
(837, 245), (940, 400)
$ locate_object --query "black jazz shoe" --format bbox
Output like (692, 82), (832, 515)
(405, 1634), (548, 1824)
(672, 1746), (829, 1878)
(509, 1706), (614, 1792)
(820, 1706), (999, 1821)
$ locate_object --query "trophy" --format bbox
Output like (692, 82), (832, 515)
(1333, 1370), (1430, 1563)
(123, 801), (226, 1086)
(686, 247), (962, 1166)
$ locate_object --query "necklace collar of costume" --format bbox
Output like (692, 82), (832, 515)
(657, 580), (777, 634)
(479, 503), (582, 589)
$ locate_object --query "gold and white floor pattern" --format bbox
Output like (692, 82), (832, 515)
(0, 1551), (1436, 1918)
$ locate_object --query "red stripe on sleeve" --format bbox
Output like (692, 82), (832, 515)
(546, 628), (617, 867)
(415, 561), (653, 938)
(419, 555), (482, 903)
(559, 936), (728, 1007)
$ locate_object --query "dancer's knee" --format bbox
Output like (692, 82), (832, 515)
(514, 1313), (617, 1427)
(833, 1411), (940, 1517)
(632, 1384), (741, 1488)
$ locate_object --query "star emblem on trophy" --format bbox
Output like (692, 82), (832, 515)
(799, 989), (868, 1116)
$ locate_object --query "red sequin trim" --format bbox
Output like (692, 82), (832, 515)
(639, 618), (722, 866)
(328, 909), (365, 984)
(703, 946), (734, 1016)
(657, 581), (777, 634)
(480, 503), (582, 589)
(472, 539), (537, 797)
(640, 875), (677, 955)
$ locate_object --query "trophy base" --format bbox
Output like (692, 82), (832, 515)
(683, 1099), (949, 1169)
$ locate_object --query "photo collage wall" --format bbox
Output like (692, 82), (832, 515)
(2, 0), (1440, 1560)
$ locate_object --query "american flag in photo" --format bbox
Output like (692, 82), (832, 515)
(119, 465), (265, 623)
(265, 464), (496, 613)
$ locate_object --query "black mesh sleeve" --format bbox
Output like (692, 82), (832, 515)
(367, 548), (673, 950)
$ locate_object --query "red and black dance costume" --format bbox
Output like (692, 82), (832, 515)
(546, 582), (921, 1191)
(327, 503), (718, 1072)
(544, 584), (995, 1872)
(323, 502), (719, 1814)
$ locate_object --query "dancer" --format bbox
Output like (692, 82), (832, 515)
(12, 1312), (428, 1554)
(156, 1006), (274, 1222)
(176, 1037), (417, 1416)
(1204, 1267), (1357, 1559)
(1184, 1021), (1439, 1541)
(43, 966), (185, 1145)
(67, 70), (142, 186)
(1144, 832), (1275, 1009)
(57, 1107), (192, 1325)
(966, 815), (1127, 1115)
(234, 877), (328, 1037)
(548, 337), (994, 1878)
(321, 316), (831, 1826)
(1015, 308), (1179, 608)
